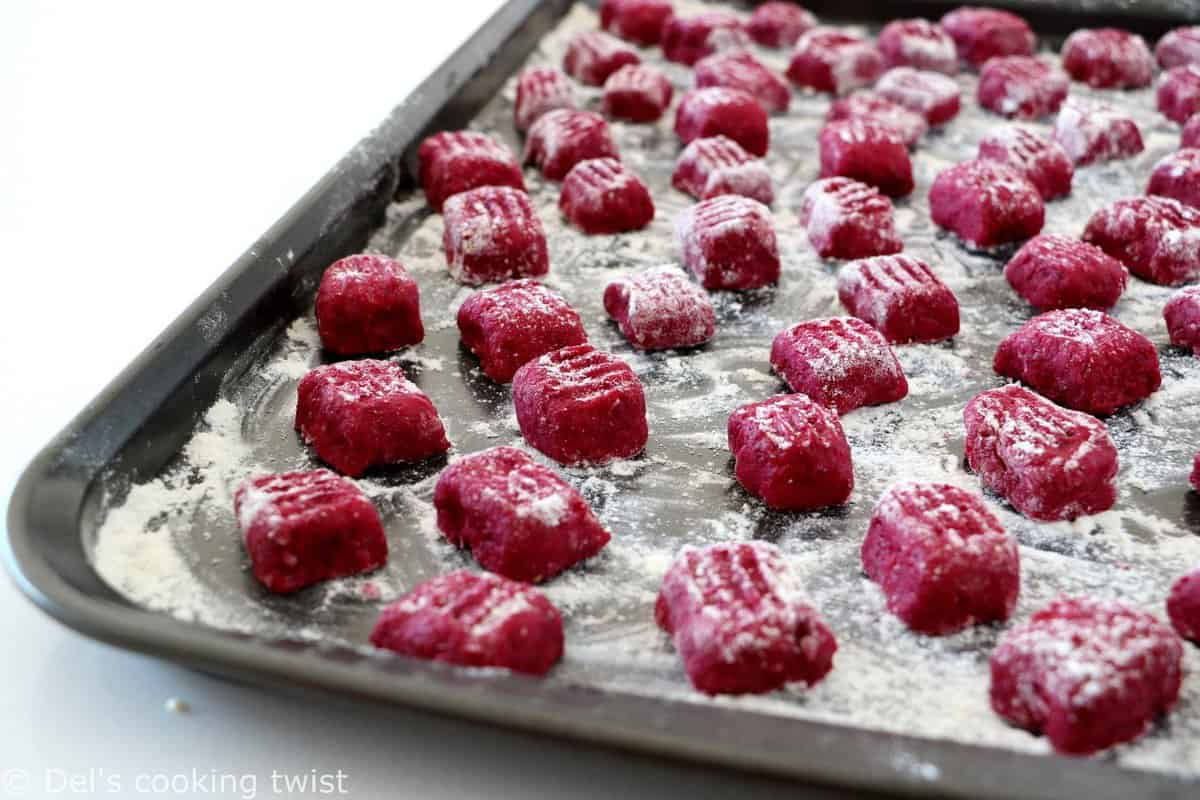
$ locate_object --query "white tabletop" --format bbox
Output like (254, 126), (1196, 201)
(0, 2), (814, 797)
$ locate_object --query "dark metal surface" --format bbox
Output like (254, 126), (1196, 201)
(7, 2), (1199, 799)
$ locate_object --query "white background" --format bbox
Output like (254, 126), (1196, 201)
(0, 2), (807, 797)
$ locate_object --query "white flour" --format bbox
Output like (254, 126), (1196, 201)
(93, 0), (1200, 781)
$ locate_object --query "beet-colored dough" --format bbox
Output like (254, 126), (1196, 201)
(603, 64), (673, 123)
(1164, 286), (1200, 353)
(1061, 28), (1154, 89)
(514, 67), (575, 132)
(370, 570), (564, 675)
(941, 6), (1035, 68)
(512, 344), (648, 465)
(661, 12), (748, 66)
(770, 316), (909, 414)
(234, 469), (387, 593)
(787, 28), (883, 95)
(878, 19), (958, 75)
(928, 159), (1044, 248)
(977, 56), (1068, 119)
(800, 177), (903, 261)
(838, 254), (960, 343)
(1147, 148), (1200, 209)
(1083, 196), (1200, 286)
(604, 265), (716, 351)
(727, 394), (854, 510)
(457, 279), (587, 383)
(695, 50), (791, 113)
(827, 91), (927, 148)
(977, 126), (1073, 200)
(876, 67), (961, 125)
(599, 0), (674, 46)
(563, 30), (640, 86)
(442, 186), (549, 285)
(963, 384), (1118, 520)
(1003, 235), (1128, 311)
(418, 131), (525, 213)
(559, 157), (654, 234)
(295, 360), (450, 476)
(524, 109), (619, 181)
(747, 2), (816, 49)
(672, 136), (774, 205)
(655, 542), (837, 694)
(862, 482), (1018, 634)
(819, 118), (914, 198)
(1158, 65), (1200, 124)
(675, 195), (780, 290)
(994, 308), (1160, 416)
(315, 254), (424, 356)
(989, 596), (1182, 755)
(434, 447), (611, 582)
(1053, 97), (1144, 166)
(674, 87), (770, 157)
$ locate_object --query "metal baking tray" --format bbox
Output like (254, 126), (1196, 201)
(8, 2), (1200, 798)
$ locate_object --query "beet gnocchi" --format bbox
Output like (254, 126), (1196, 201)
(1083, 196), (1200, 286)
(837, 255), (960, 344)
(442, 186), (549, 285)
(524, 109), (619, 180)
(862, 482), (1019, 635)
(295, 360), (450, 477)
(990, 597), (1182, 756)
(876, 67), (961, 125)
(819, 117), (914, 198)
(676, 194), (780, 290)
(799, 177), (902, 261)
(235, 470), (388, 594)
(563, 30), (640, 86)
(559, 157), (654, 235)
(512, 344), (648, 466)
(456, 280), (587, 383)
(929, 159), (1044, 248)
(197, 1), (1200, 769)
(770, 317), (909, 415)
(877, 19), (958, 75)
(941, 6), (1035, 67)
(672, 136), (774, 205)
(976, 126), (1073, 200)
(1061, 28), (1154, 89)
(656, 542), (838, 694)
(977, 56), (1069, 119)
(514, 67), (574, 132)
(315, 254), (424, 356)
(370, 570), (564, 675)
(963, 385), (1119, 520)
(1052, 97), (1144, 166)
(747, 2), (815, 49)
(787, 28), (884, 95)
(661, 11), (748, 66)
(727, 394), (854, 511)
(694, 50), (791, 114)
(434, 447), (610, 582)
(604, 265), (716, 351)
(993, 309), (1161, 416)
(418, 131), (524, 213)
(602, 63), (673, 123)
(826, 91), (927, 149)
(599, 0), (673, 46)
(674, 87), (770, 157)
(1003, 235), (1128, 312)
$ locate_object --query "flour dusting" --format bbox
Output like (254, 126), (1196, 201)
(92, 0), (1200, 781)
